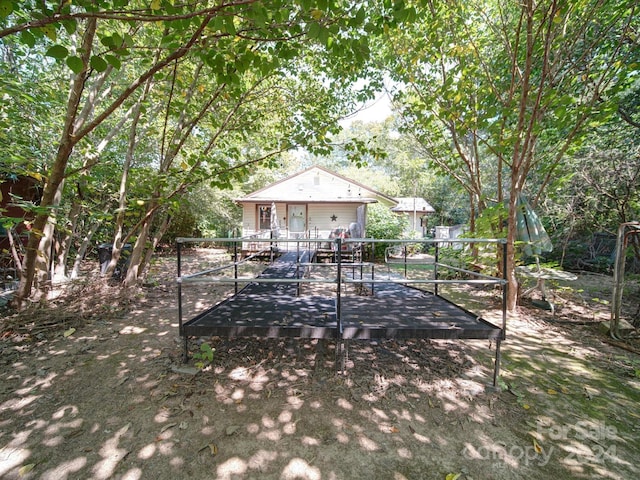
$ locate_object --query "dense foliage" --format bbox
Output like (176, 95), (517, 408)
(0, 0), (638, 310)
(363, 202), (408, 258)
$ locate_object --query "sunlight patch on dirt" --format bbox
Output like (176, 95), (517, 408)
(1, 254), (639, 480)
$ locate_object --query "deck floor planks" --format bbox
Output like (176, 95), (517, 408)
(182, 252), (502, 341)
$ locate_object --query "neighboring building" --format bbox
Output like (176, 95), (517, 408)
(1, 172), (42, 241)
(1, 173), (42, 287)
(435, 224), (467, 248)
(391, 197), (436, 237)
(236, 165), (398, 253)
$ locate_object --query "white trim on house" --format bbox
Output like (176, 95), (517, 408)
(238, 165), (397, 205)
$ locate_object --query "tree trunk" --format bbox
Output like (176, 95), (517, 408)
(6, 227), (23, 277)
(70, 219), (101, 280)
(506, 192), (519, 312)
(15, 141), (75, 307)
(104, 104), (139, 279)
(123, 215), (153, 288)
(139, 212), (171, 284)
(12, 15), (211, 308)
(12, 18), (97, 309)
(33, 173), (69, 300)
(53, 186), (83, 283)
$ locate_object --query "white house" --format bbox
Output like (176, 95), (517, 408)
(391, 197), (436, 236)
(235, 165), (438, 255)
(236, 166), (397, 251)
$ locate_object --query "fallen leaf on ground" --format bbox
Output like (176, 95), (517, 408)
(19, 464), (35, 476)
(532, 437), (543, 454)
(160, 423), (177, 433)
(198, 443), (218, 455)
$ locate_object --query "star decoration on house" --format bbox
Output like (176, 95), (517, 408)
(331, 214), (337, 222)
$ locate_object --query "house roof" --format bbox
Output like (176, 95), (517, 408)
(391, 197), (435, 214)
(236, 165), (398, 205)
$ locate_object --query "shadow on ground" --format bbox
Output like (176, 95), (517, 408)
(1, 256), (639, 480)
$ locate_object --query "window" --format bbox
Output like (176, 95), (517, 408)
(258, 205), (272, 230)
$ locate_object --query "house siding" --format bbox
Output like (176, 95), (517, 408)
(242, 202), (363, 238)
(308, 204), (360, 238)
(243, 166), (386, 203)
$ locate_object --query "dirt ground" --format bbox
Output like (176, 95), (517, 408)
(1, 251), (639, 480)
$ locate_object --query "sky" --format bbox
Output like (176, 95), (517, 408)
(339, 90), (393, 126)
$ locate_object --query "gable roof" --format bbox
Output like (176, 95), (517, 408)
(236, 165), (397, 205)
(391, 197), (435, 214)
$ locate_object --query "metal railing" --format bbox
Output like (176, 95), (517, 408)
(176, 236), (508, 386)
(177, 236), (507, 329)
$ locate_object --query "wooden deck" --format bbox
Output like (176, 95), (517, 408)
(178, 236), (509, 385)
(181, 251), (503, 343)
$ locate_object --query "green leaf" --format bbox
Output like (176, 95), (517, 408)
(224, 14), (236, 36)
(200, 343), (214, 361)
(100, 35), (115, 47)
(0, 0), (13, 19)
(40, 24), (57, 41)
(250, 5), (268, 27)
(62, 19), (77, 35)
(90, 56), (108, 72)
(20, 30), (36, 48)
(104, 54), (121, 70)
(308, 22), (321, 39)
(66, 55), (84, 74)
(123, 33), (134, 48)
(317, 26), (330, 46)
(111, 32), (124, 47)
(394, 6), (409, 23)
(354, 6), (365, 26)
(46, 45), (69, 59)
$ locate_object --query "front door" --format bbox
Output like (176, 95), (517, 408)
(288, 205), (306, 238)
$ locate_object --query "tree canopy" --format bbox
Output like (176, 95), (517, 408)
(1, 0), (406, 305)
(1, 0), (638, 311)
(377, 0), (639, 309)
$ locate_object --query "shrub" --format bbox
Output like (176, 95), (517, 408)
(366, 203), (409, 258)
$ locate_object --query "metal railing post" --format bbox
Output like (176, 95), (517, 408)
(371, 263), (375, 296)
(404, 243), (408, 278)
(502, 240), (507, 337)
(177, 240), (183, 336)
(494, 240), (508, 387)
(234, 241), (239, 294)
(177, 239), (188, 362)
(336, 237), (343, 372)
(434, 243), (440, 296)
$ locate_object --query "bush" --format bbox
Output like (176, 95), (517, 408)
(365, 203), (408, 258)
